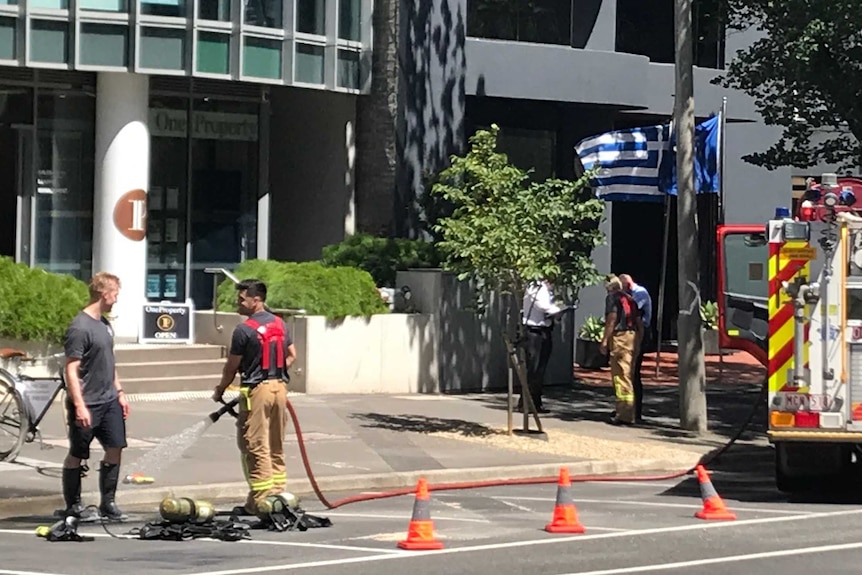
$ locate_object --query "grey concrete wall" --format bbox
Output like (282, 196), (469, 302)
(268, 86), (358, 262)
(397, 269), (573, 393)
(396, 0), (467, 237)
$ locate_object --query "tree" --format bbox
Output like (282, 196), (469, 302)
(431, 124), (605, 431)
(715, 1), (862, 171)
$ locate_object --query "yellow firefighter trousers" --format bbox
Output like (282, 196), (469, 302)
(236, 379), (287, 513)
(611, 331), (636, 423)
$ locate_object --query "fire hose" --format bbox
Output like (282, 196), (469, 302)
(213, 377), (768, 510)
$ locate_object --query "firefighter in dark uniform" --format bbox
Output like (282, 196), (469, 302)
(213, 279), (297, 514)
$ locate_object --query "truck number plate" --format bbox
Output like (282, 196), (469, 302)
(780, 393), (809, 411)
(808, 394), (830, 412)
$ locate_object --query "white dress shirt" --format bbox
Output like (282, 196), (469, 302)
(522, 281), (562, 327)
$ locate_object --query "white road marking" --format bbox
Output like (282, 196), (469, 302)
(0, 528), (402, 554)
(321, 512), (491, 524)
(177, 508), (862, 575)
(553, 541), (862, 575)
(0, 570), (70, 575)
(580, 481), (679, 489)
(492, 495), (812, 515)
(493, 498), (540, 514)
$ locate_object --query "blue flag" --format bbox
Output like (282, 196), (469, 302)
(574, 124), (672, 203)
(658, 115), (721, 196)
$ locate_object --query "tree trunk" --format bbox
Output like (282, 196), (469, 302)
(355, 0), (400, 237)
(674, 0), (708, 433)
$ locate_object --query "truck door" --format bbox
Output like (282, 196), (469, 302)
(716, 225), (769, 366)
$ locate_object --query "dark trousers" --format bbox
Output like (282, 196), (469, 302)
(520, 326), (553, 408)
(633, 329), (650, 421)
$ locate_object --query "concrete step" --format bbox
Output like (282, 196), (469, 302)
(116, 359), (226, 380)
(114, 344), (225, 363)
(119, 375), (222, 394)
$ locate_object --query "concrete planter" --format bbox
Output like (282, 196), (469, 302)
(702, 329), (720, 356)
(575, 338), (609, 370)
(0, 338), (64, 378)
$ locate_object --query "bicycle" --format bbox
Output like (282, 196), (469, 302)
(0, 348), (67, 463)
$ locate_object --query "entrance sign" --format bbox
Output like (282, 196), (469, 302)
(140, 300), (195, 344)
(113, 189), (148, 241)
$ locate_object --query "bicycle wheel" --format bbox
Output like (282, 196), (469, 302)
(0, 373), (27, 462)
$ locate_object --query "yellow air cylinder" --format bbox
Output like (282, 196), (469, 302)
(159, 497), (215, 524)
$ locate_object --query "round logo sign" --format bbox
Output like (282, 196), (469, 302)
(113, 189), (148, 242)
(157, 314), (175, 331)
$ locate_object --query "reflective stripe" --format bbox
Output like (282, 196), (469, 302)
(250, 478), (274, 492)
(272, 473), (286, 482)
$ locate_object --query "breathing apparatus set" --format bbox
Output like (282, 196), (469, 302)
(37, 396), (331, 544)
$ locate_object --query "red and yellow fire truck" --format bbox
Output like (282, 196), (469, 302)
(717, 174), (862, 492)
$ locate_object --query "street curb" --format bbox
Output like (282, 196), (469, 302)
(0, 456), (698, 520)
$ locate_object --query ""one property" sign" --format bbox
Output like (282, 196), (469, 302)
(140, 301), (195, 344)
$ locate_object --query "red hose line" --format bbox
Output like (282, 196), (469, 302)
(285, 399), (719, 511)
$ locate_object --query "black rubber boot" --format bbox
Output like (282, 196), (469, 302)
(98, 462), (127, 521)
(61, 467), (98, 522)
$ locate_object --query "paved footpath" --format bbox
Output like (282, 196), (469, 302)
(0, 357), (769, 520)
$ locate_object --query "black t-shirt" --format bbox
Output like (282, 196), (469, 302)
(604, 291), (638, 332)
(230, 311), (293, 385)
(64, 311), (117, 406)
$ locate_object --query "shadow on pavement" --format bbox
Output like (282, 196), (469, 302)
(349, 412), (503, 437)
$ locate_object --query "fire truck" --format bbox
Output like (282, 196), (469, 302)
(717, 173), (862, 492)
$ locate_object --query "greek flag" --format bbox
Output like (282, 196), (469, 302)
(575, 124), (671, 203)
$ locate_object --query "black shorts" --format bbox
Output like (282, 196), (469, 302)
(66, 399), (127, 460)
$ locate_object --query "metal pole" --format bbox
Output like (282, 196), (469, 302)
(655, 194), (671, 377)
(675, 0), (708, 433)
(718, 96), (728, 225)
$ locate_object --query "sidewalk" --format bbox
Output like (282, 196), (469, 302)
(0, 352), (768, 519)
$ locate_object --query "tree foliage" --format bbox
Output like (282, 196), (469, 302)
(431, 124), (605, 302)
(716, 1), (862, 171)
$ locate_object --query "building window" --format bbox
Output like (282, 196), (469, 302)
(30, 20), (69, 64)
(337, 49), (360, 89)
(29, 0), (69, 9)
(80, 23), (128, 67)
(140, 27), (186, 70)
(244, 0), (283, 28)
(79, 0), (126, 11)
(338, 0), (360, 41)
(296, 0), (324, 35)
(0, 17), (16, 60)
(197, 31), (230, 75)
(141, 0), (185, 18)
(467, 0), (571, 46)
(295, 43), (324, 84)
(0, 0), (18, 5)
(243, 36), (282, 79)
(198, 0), (230, 21)
(33, 91), (97, 281)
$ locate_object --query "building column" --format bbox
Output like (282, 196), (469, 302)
(91, 72), (150, 342)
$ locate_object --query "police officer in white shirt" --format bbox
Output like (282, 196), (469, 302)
(519, 279), (567, 413)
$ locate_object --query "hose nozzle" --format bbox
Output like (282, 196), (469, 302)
(209, 397), (240, 422)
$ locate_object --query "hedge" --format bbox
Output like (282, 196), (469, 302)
(0, 257), (89, 344)
(321, 233), (442, 287)
(215, 260), (389, 319)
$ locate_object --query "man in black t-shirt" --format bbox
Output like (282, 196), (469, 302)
(213, 279), (296, 514)
(600, 275), (643, 426)
(62, 272), (130, 521)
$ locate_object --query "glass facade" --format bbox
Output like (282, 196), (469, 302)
(0, 80), (96, 281)
(0, 0), (368, 91)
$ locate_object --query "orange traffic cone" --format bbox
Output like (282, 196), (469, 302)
(545, 467), (586, 533)
(694, 464), (737, 521)
(397, 478), (444, 550)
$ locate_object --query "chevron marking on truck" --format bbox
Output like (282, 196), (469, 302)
(768, 240), (811, 393)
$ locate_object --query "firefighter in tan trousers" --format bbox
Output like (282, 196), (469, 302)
(213, 279), (297, 513)
(600, 275), (643, 426)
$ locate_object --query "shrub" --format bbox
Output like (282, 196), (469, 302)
(700, 301), (719, 330)
(0, 257), (89, 344)
(215, 259), (389, 319)
(321, 233), (442, 287)
(578, 316), (605, 342)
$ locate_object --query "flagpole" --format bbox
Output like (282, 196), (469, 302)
(718, 96), (727, 224)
